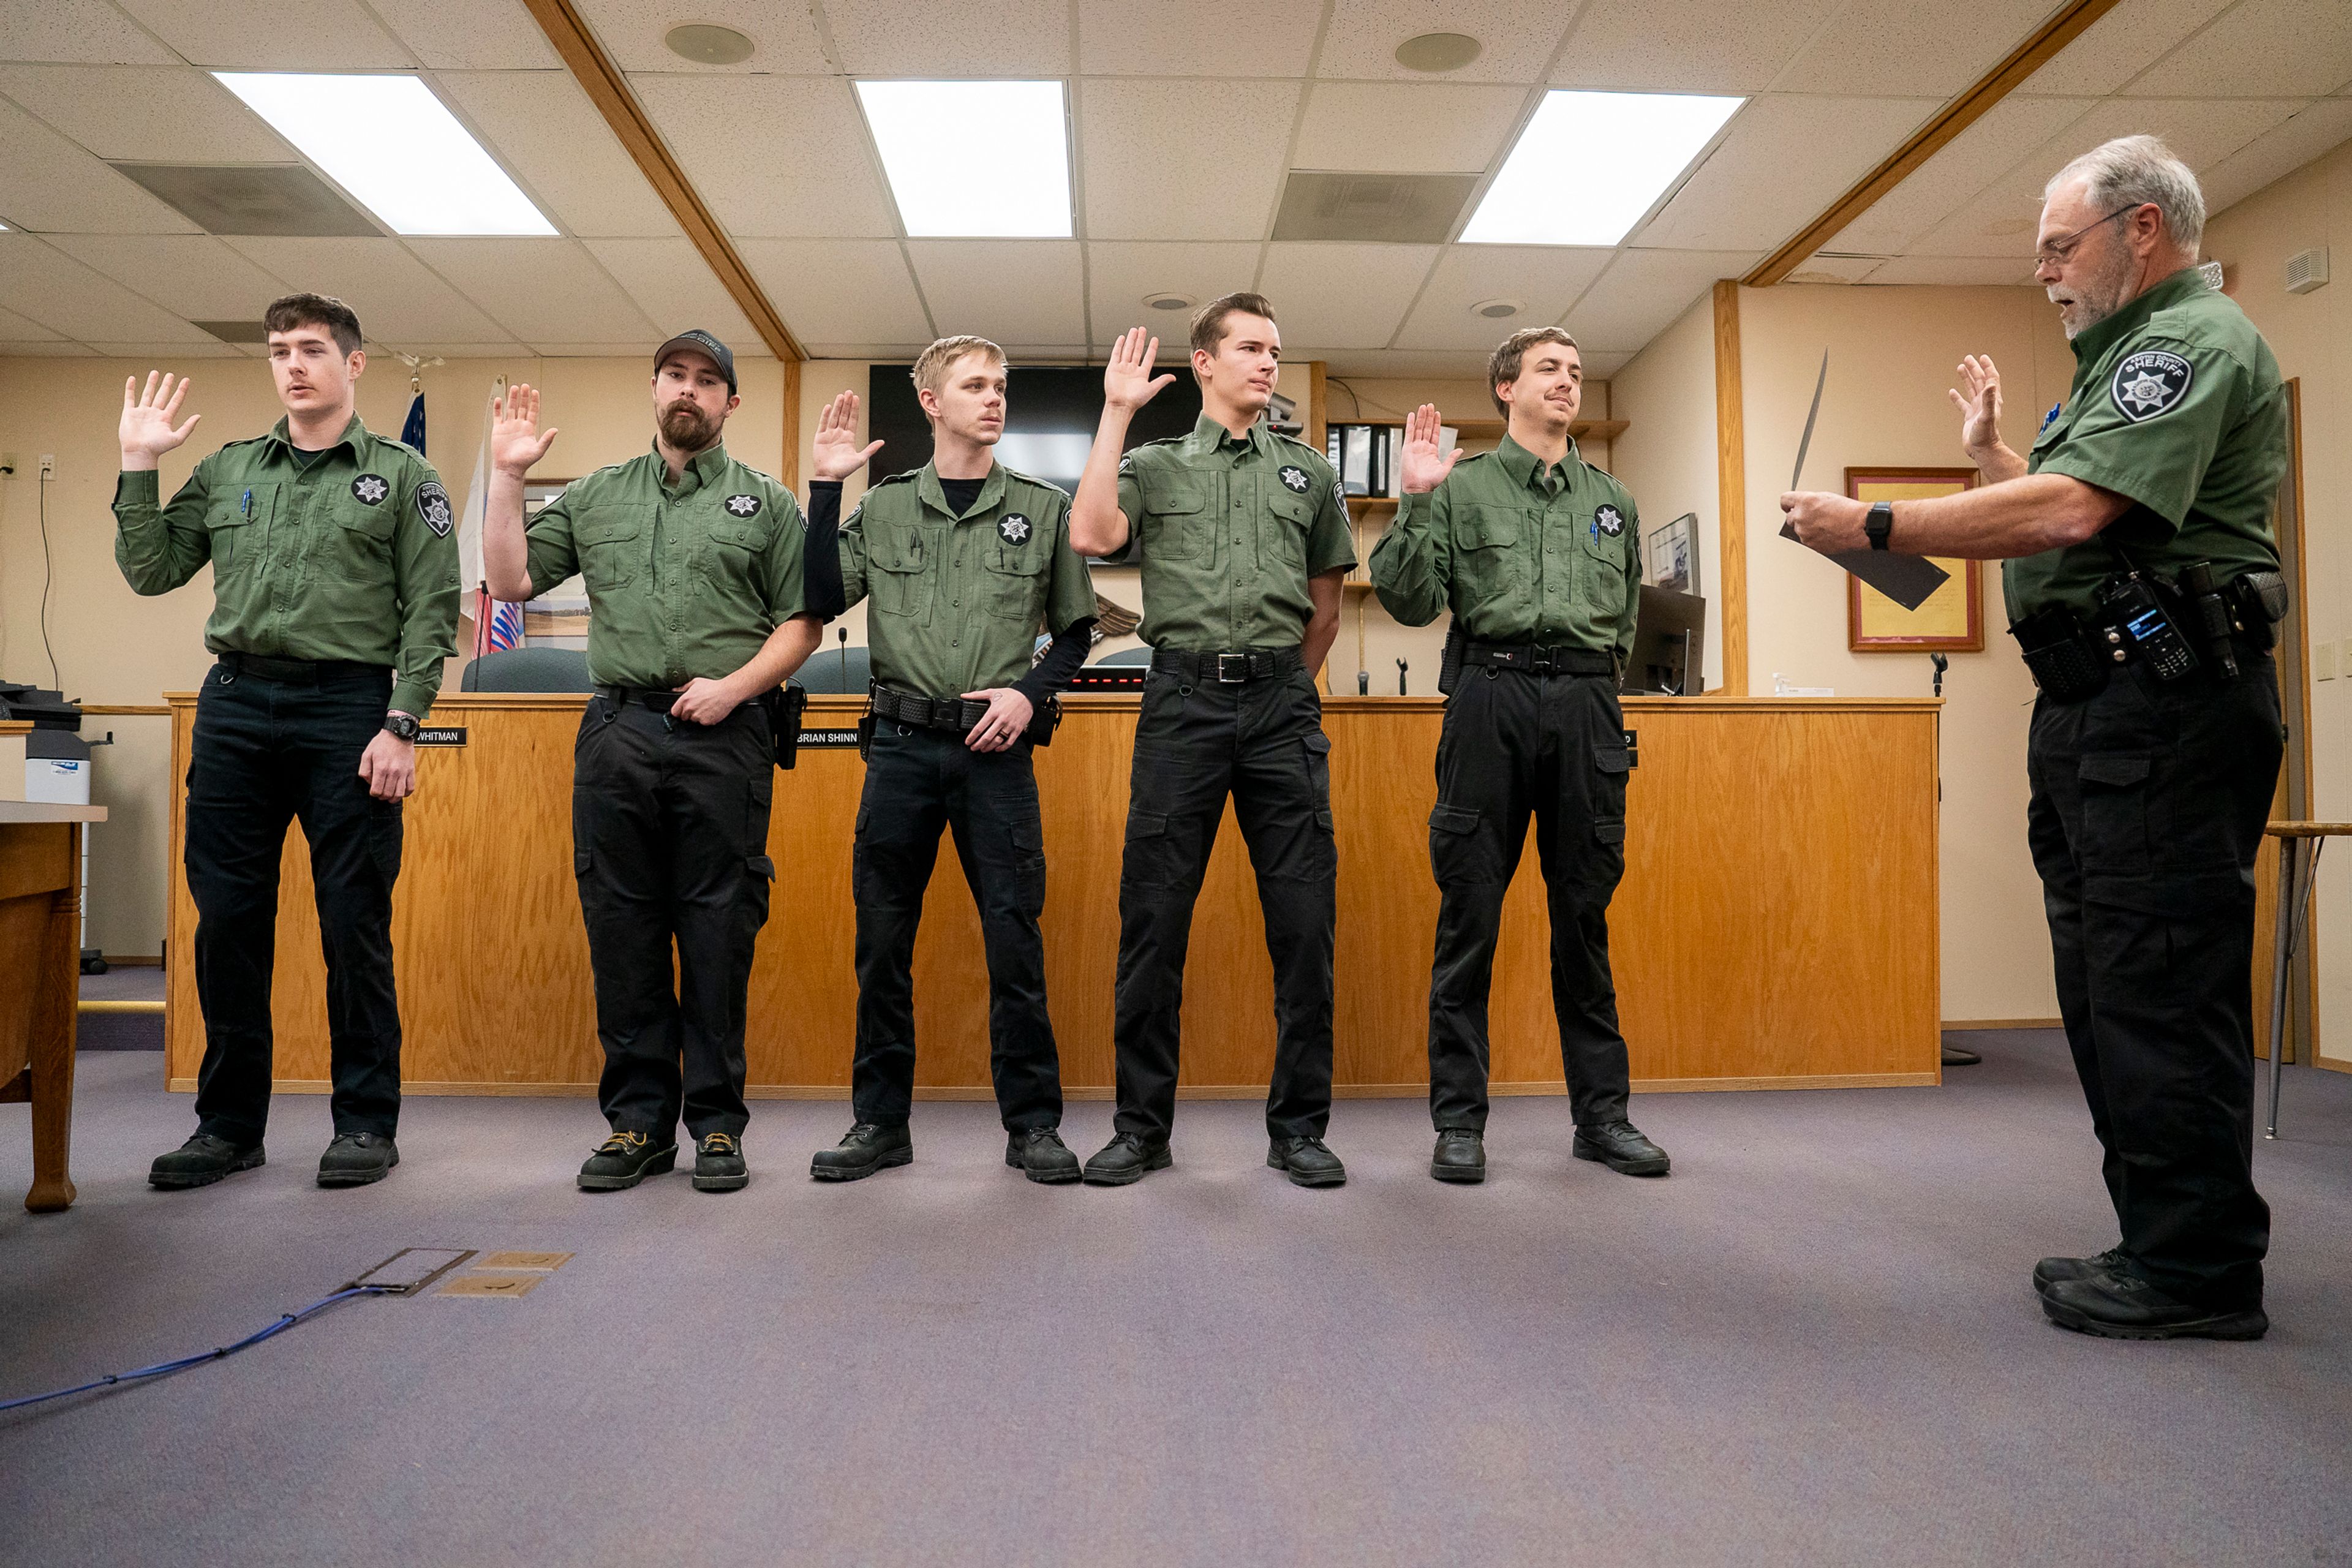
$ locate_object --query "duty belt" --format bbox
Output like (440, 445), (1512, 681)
(869, 684), (988, 733)
(1150, 647), (1303, 684)
(217, 651), (391, 684)
(1460, 641), (1615, 677)
(595, 684), (683, 711)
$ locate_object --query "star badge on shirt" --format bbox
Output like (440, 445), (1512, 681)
(1278, 465), (1310, 493)
(1594, 503), (1625, 537)
(724, 493), (763, 518)
(350, 473), (390, 506)
(414, 480), (453, 537)
(999, 513), (1031, 545)
(2109, 350), (2193, 424)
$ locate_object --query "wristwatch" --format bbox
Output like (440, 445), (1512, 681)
(1864, 500), (1894, 552)
(382, 711), (421, 742)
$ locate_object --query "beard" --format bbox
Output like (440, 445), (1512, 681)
(2048, 241), (2136, 339)
(659, 400), (720, 451)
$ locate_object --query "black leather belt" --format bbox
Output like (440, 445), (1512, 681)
(595, 684), (681, 711)
(218, 652), (391, 684)
(1461, 641), (1615, 677)
(869, 684), (987, 733)
(1150, 647), (1303, 684)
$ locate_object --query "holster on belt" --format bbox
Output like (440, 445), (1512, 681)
(2008, 605), (2109, 702)
(761, 680), (808, 770)
(1026, 693), (1061, 749)
(1438, 621), (1466, 696)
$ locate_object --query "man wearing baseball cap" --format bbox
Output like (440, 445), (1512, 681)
(483, 331), (820, 1193)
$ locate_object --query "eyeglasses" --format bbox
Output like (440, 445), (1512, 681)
(2033, 205), (2145, 270)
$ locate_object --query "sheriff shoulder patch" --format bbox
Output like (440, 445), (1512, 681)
(414, 480), (453, 537)
(2109, 350), (2193, 423)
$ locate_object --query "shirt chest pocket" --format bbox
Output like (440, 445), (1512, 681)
(868, 524), (933, 622)
(1456, 506), (1527, 598)
(204, 483), (274, 581)
(981, 540), (1047, 624)
(331, 491), (398, 582)
(1142, 483), (1212, 562)
(575, 506), (646, 592)
(706, 516), (771, 581)
(1262, 491), (1311, 568)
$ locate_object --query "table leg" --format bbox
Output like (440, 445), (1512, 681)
(26, 839), (79, 1212)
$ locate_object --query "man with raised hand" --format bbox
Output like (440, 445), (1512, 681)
(116, 292), (458, 1191)
(1066, 298), (1355, 1188)
(799, 340), (1097, 1185)
(483, 330), (820, 1195)
(1371, 328), (1669, 1186)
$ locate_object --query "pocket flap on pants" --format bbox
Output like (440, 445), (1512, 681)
(2078, 753), (2151, 788)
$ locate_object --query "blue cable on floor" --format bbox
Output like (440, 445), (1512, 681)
(0, 1285), (390, 1414)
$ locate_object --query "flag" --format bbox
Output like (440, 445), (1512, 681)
(484, 591), (524, 654)
(401, 389), (426, 455)
(455, 377), (527, 658)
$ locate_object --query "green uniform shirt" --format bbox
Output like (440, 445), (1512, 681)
(113, 413), (461, 718)
(1370, 432), (1642, 659)
(2010, 267), (2286, 622)
(1116, 413), (1355, 651)
(524, 442), (806, 689)
(839, 462), (1095, 699)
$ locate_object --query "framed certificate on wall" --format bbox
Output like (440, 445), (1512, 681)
(1845, 467), (1983, 652)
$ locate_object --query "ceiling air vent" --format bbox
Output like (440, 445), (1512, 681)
(1272, 172), (1480, 244)
(110, 163), (380, 237)
(2285, 246), (2329, 295)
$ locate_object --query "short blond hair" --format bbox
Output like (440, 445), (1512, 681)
(1487, 327), (1579, 417)
(911, 335), (1005, 398)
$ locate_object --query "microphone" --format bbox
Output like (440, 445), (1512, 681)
(1395, 657), (1408, 696)
(837, 627), (849, 688)
(1931, 651), (1948, 698)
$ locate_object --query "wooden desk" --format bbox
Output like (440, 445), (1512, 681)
(165, 695), (1940, 1098)
(2, 801), (105, 1212)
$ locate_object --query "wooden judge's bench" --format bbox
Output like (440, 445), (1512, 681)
(162, 693), (1942, 1099)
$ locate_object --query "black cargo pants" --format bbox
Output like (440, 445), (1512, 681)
(184, 660), (405, 1144)
(573, 693), (774, 1144)
(850, 722), (1061, 1131)
(1425, 666), (1633, 1131)
(1112, 654), (1336, 1142)
(2026, 652), (2281, 1311)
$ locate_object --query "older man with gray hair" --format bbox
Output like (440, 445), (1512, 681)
(1784, 135), (2290, 1340)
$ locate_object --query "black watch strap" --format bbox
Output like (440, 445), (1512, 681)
(382, 711), (421, 742)
(1866, 500), (1894, 551)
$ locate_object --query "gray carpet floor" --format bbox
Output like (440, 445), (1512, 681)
(3, 1031), (2348, 1567)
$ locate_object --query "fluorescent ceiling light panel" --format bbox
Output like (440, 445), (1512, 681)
(856, 80), (1071, 238)
(213, 73), (556, 236)
(1463, 91), (1743, 247)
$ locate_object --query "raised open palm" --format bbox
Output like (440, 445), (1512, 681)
(1104, 326), (1175, 412)
(490, 383), (559, 475)
(119, 371), (200, 462)
(1948, 355), (2003, 452)
(1398, 402), (1464, 494)
(812, 390), (884, 481)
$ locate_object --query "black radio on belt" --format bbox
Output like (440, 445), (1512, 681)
(2096, 571), (2198, 680)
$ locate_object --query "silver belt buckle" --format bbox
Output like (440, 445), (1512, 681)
(1215, 653), (1250, 684)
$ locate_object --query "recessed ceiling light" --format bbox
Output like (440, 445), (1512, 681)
(1395, 32), (1482, 72)
(213, 73), (556, 236)
(1144, 292), (1194, 311)
(1472, 298), (1521, 318)
(856, 80), (1071, 238)
(665, 23), (755, 64)
(1462, 90), (1743, 247)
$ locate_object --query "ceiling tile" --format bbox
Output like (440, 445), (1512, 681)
(1863, 256), (2040, 285)
(1577, 349), (1631, 379)
(111, 0), (413, 68)
(406, 238), (662, 344)
(1076, 0), (1322, 76)
(0, 305), (64, 339)
(632, 74), (900, 239)
(1822, 96), (2095, 257)
(1085, 241), (1262, 339)
(0, 341), (98, 356)
(0, 97), (202, 234)
(0, 233), (214, 340)
(2200, 98), (2352, 216)
(2136, 0), (2352, 99)
(824, 0), (1072, 75)
(437, 70), (677, 238)
(1633, 95), (1940, 251)
(88, 338), (249, 357)
(1291, 83), (1525, 173)
(45, 234), (292, 320)
(1393, 245), (1613, 350)
(0, 66), (295, 162)
(1564, 249), (1759, 349)
(1771, 0), (2068, 96)
(1316, 0), (1576, 84)
(1554, 0), (1841, 94)
(1257, 243), (1439, 348)
(571, 0), (833, 74)
(737, 239), (934, 345)
(1080, 78), (1300, 241)
(376, 0), (563, 69)
(1781, 254), (1884, 283)
(0, 1), (179, 64)
(804, 343), (937, 360)
(581, 236), (764, 350)
(222, 236), (518, 344)
(907, 240), (1085, 345)
(2018, 0), (2231, 97)
(1314, 347), (1491, 379)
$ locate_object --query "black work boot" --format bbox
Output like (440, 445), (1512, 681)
(1268, 1135), (1346, 1188)
(809, 1122), (912, 1182)
(1082, 1131), (1171, 1186)
(318, 1131), (399, 1187)
(2034, 1246), (2127, 1294)
(578, 1129), (677, 1191)
(693, 1131), (749, 1193)
(2040, 1270), (2268, 1341)
(1573, 1119), (1671, 1176)
(1006, 1128), (1081, 1185)
(149, 1133), (265, 1190)
(1431, 1128), (1486, 1184)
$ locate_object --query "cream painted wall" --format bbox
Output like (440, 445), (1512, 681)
(1610, 297), (1723, 692)
(2204, 138), (2352, 1068)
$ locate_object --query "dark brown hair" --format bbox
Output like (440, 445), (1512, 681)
(1486, 326), (1580, 417)
(1189, 292), (1278, 360)
(263, 292), (363, 356)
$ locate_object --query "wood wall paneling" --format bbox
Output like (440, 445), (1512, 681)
(1712, 281), (1748, 695)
